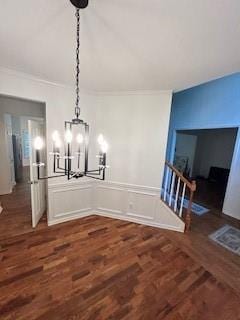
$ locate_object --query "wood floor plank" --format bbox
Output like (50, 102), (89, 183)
(0, 179), (240, 319)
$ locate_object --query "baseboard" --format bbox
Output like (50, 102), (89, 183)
(48, 209), (184, 232)
(0, 187), (13, 196)
(220, 210), (240, 222)
(48, 211), (92, 226)
(95, 210), (184, 233)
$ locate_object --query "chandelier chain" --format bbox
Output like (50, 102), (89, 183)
(75, 8), (80, 118)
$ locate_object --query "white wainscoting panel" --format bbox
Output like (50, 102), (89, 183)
(126, 190), (157, 221)
(94, 181), (185, 232)
(95, 185), (126, 215)
(48, 179), (94, 225)
(155, 200), (185, 232)
(48, 180), (185, 232)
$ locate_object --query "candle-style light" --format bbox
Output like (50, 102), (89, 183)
(97, 134), (104, 146)
(76, 133), (83, 169)
(100, 141), (108, 167)
(55, 138), (62, 154)
(65, 130), (73, 179)
(52, 131), (61, 172)
(34, 136), (43, 163)
(33, 136), (44, 179)
(52, 131), (60, 152)
(97, 134), (108, 168)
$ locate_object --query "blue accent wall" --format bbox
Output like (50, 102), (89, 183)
(167, 72), (240, 161)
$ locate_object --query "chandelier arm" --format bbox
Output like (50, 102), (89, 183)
(86, 169), (103, 173)
(85, 175), (105, 181)
(35, 165), (66, 180)
(37, 175), (67, 180)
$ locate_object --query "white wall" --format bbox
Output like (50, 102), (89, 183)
(94, 92), (172, 188)
(193, 129), (237, 178)
(0, 95), (45, 194)
(47, 91), (178, 230)
(0, 68), (180, 231)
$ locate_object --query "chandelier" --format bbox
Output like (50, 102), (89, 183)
(33, 0), (108, 181)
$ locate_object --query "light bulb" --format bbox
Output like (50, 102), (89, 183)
(76, 133), (84, 144)
(55, 138), (62, 149)
(52, 130), (60, 142)
(34, 136), (44, 150)
(97, 134), (104, 145)
(65, 129), (73, 143)
(101, 141), (109, 153)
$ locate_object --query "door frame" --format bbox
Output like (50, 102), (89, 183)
(0, 93), (47, 226)
(29, 118), (47, 227)
(169, 125), (240, 214)
(3, 113), (16, 192)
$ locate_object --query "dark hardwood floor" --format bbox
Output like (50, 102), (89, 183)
(193, 177), (227, 213)
(0, 166), (47, 241)
(0, 175), (240, 319)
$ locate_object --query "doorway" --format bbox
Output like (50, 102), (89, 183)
(174, 128), (238, 213)
(0, 95), (46, 239)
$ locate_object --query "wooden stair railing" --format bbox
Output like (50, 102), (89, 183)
(161, 161), (196, 232)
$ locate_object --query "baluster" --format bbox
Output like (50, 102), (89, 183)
(179, 182), (186, 217)
(163, 166), (169, 202)
(169, 172), (176, 207)
(174, 177), (181, 213)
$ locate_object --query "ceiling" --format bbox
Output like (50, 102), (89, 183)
(0, 0), (240, 92)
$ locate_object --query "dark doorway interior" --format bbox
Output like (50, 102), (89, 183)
(174, 128), (238, 213)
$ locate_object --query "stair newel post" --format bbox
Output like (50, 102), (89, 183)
(185, 180), (196, 232)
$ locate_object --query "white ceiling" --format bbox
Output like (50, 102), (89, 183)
(0, 0), (240, 92)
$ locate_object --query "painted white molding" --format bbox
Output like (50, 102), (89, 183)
(0, 66), (95, 96)
(126, 189), (157, 221)
(48, 180), (95, 225)
(0, 67), (172, 97)
(94, 90), (173, 96)
(0, 66), (73, 91)
(0, 188), (13, 196)
(48, 180), (185, 233)
(95, 210), (184, 233)
(48, 211), (91, 226)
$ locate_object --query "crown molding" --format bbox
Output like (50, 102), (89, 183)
(93, 89), (173, 96)
(0, 66), (95, 95)
(0, 66), (72, 89)
(0, 66), (173, 96)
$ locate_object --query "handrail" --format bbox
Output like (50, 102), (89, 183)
(162, 161), (197, 232)
(165, 161), (196, 192)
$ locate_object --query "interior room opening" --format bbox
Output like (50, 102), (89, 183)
(0, 95), (46, 239)
(174, 127), (238, 214)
